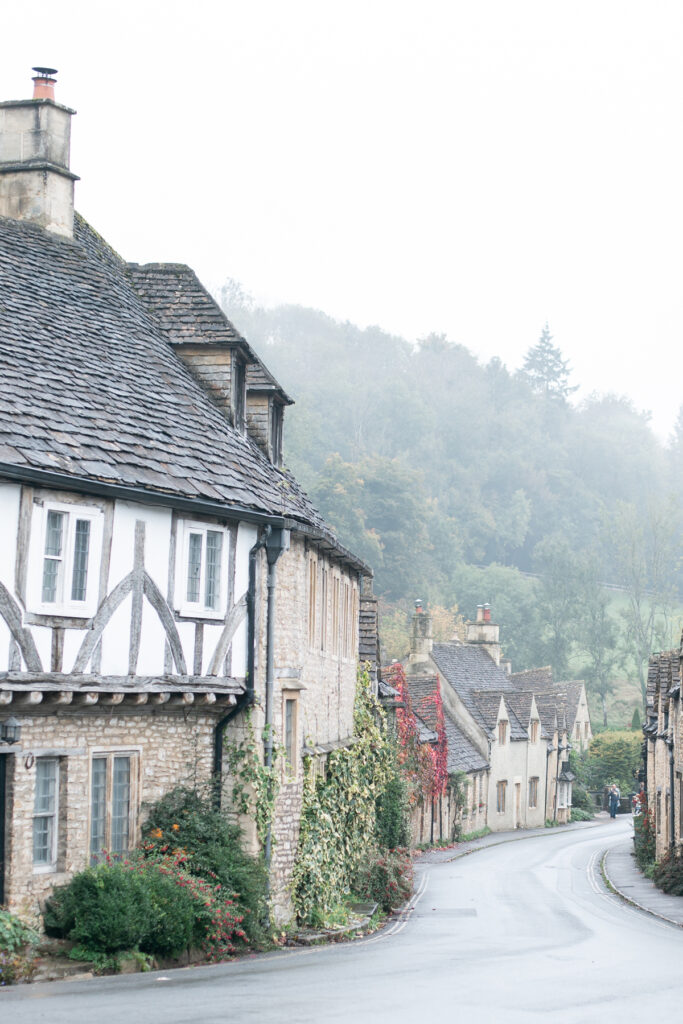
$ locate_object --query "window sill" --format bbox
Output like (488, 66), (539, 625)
(175, 607), (227, 623)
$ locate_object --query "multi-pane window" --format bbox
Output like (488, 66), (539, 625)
(331, 576), (340, 654)
(32, 502), (102, 615)
(33, 758), (59, 869)
(177, 522), (228, 618)
(498, 720), (508, 745)
(529, 777), (539, 809)
(90, 753), (137, 863)
(283, 694), (298, 781)
(308, 557), (318, 647)
(496, 780), (507, 813)
(530, 720), (539, 743)
(320, 568), (328, 651)
(342, 582), (350, 658)
(270, 402), (283, 466)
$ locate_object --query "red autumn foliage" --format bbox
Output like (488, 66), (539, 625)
(383, 663), (448, 806)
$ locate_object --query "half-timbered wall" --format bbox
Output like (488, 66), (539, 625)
(0, 481), (252, 683)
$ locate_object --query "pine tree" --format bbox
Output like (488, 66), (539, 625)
(520, 323), (578, 400)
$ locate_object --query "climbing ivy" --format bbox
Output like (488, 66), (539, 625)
(292, 667), (392, 925)
(224, 711), (283, 848)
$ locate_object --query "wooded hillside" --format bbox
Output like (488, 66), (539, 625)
(220, 283), (683, 721)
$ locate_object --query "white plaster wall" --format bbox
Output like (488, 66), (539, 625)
(0, 481), (20, 590)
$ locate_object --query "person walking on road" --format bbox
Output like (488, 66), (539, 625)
(609, 783), (621, 818)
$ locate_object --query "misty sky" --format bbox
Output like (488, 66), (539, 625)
(2, 1), (682, 437)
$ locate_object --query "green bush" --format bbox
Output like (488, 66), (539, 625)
(570, 807), (594, 822)
(571, 781), (592, 812)
(653, 852), (683, 895)
(351, 848), (413, 913)
(375, 766), (410, 849)
(633, 811), (656, 872)
(141, 787), (267, 945)
(44, 855), (246, 963)
(0, 911), (38, 987)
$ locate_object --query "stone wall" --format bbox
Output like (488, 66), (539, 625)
(4, 710), (216, 921)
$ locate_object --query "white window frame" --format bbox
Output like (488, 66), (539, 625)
(175, 520), (230, 619)
(33, 757), (59, 872)
(27, 500), (104, 617)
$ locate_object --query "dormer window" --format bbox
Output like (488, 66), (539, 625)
(175, 520), (229, 619)
(530, 720), (539, 743)
(27, 500), (104, 616)
(498, 720), (508, 744)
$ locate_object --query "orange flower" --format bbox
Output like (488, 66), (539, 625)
(172, 823), (180, 831)
(151, 827), (163, 839)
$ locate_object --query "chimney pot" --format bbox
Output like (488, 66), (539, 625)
(32, 66), (58, 101)
(483, 604), (491, 623)
(415, 599), (423, 613)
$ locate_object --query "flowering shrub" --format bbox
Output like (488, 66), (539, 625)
(44, 854), (247, 964)
(383, 663), (448, 807)
(141, 786), (268, 946)
(633, 809), (656, 872)
(351, 849), (413, 913)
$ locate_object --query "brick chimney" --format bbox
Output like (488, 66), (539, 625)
(0, 68), (78, 237)
(408, 599), (433, 673)
(465, 603), (502, 665)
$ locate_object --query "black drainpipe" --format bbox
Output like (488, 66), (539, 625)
(263, 527), (290, 885)
(669, 737), (676, 852)
(212, 529), (269, 806)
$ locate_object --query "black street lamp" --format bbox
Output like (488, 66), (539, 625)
(0, 716), (21, 745)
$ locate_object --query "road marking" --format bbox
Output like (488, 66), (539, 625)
(357, 870), (430, 946)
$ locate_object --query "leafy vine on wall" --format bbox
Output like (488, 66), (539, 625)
(292, 666), (391, 925)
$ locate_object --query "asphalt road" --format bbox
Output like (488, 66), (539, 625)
(4, 818), (681, 1024)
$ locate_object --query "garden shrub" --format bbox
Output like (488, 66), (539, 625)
(351, 849), (413, 913)
(141, 786), (268, 945)
(570, 807), (594, 822)
(570, 781), (592, 812)
(0, 910), (38, 986)
(44, 855), (246, 963)
(653, 852), (683, 896)
(633, 810), (656, 873)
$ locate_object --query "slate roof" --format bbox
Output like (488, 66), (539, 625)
(0, 214), (365, 568)
(509, 667), (553, 690)
(443, 713), (489, 773)
(431, 643), (515, 734)
(471, 691), (528, 740)
(246, 363), (294, 404)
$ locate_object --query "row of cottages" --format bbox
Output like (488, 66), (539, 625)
(643, 645), (682, 861)
(401, 602), (592, 839)
(0, 70), (372, 923)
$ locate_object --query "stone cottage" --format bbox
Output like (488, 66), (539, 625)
(643, 646), (681, 861)
(403, 602), (588, 833)
(0, 69), (370, 923)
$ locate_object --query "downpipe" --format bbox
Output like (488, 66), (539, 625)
(263, 527), (290, 889)
(212, 528), (269, 807)
(669, 738), (675, 853)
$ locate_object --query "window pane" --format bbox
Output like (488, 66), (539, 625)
(111, 757), (131, 853)
(42, 511), (65, 603)
(71, 519), (91, 601)
(33, 815), (52, 865)
(33, 759), (57, 865)
(90, 757), (107, 861)
(45, 510), (64, 557)
(187, 533), (202, 602)
(285, 699), (295, 766)
(35, 758), (57, 814)
(204, 531), (223, 609)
